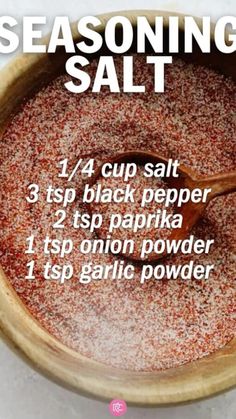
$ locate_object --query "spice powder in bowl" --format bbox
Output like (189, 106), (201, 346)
(89, 165), (175, 260)
(0, 55), (235, 372)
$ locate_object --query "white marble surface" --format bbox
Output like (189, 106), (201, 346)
(0, 1), (235, 418)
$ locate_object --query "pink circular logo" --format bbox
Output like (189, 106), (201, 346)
(109, 399), (127, 416)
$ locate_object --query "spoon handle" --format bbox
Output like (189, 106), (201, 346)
(195, 171), (236, 200)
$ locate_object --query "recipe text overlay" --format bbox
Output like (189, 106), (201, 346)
(24, 158), (215, 285)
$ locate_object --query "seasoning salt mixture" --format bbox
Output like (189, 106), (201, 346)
(0, 56), (235, 371)
(90, 167), (175, 259)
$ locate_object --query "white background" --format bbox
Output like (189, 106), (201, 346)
(0, 1), (235, 418)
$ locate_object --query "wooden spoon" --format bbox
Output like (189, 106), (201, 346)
(88, 150), (236, 262)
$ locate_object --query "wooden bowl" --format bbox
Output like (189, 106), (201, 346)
(0, 10), (235, 405)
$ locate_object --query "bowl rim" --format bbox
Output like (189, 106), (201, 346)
(0, 9), (235, 406)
